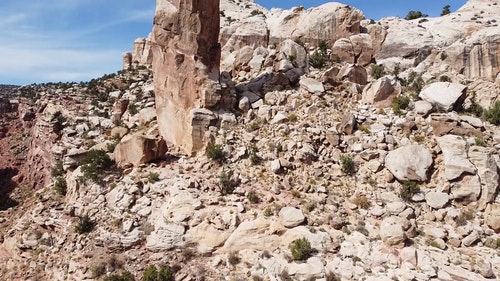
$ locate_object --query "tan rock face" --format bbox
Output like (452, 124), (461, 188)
(267, 3), (365, 47)
(152, 0), (223, 154)
(132, 37), (153, 66)
(113, 134), (167, 167)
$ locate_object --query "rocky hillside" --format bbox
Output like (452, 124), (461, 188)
(1, 0), (499, 280)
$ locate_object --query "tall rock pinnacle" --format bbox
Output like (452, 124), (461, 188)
(152, 0), (222, 154)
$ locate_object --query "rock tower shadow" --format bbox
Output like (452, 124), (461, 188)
(0, 167), (19, 210)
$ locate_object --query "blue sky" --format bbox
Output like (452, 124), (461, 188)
(0, 0), (467, 85)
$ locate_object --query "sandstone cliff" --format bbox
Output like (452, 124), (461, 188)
(152, 0), (226, 154)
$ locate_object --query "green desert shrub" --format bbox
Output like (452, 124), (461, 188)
(205, 143), (224, 162)
(75, 214), (94, 234)
(439, 75), (451, 82)
(309, 50), (328, 69)
(103, 271), (135, 281)
(147, 172), (160, 183)
(80, 149), (114, 183)
(228, 252), (241, 266)
(340, 155), (356, 175)
(370, 64), (385, 79)
(289, 237), (314, 261)
(51, 160), (65, 177)
(219, 170), (238, 195)
(392, 95), (411, 115)
(54, 176), (67, 196)
(405, 10), (428, 20)
(441, 5), (451, 16)
(143, 264), (174, 281)
(247, 190), (260, 204)
(400, 181), (420, 202)
(485, 101), (500, 125)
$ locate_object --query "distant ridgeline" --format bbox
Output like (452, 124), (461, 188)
(0, 84), (20, 97)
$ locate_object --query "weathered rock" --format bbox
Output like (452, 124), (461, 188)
(362, 77), (401, 108)
(385, 144), (433, 182)
(339, 113), (356, 135)
(425, 192), (449, 209)
(332, 34), (373, 66)
(461, 230), (480, 247)
(336, 64), (367, 85)
(380, 216), (406, 246)
(451, 175), (481, 203)
(113, 134), (167, 167)
(220, 218), (281, 252)
(122, 52), (132, 69)
(279, 207), (305, 228)
(436, 135), (476, 181)
(220, 13), (268, 53)
(270, 159), (281, 174)
(279, 39), (308, 70)
(468, 146), (500, 206)
(414, 100), (433, 116)
(332, 38), (354, 64)
(485, 204), (500, 233)
(152, 0), (224, 154)
(299, 77), (324, 94)
(419, 82), (467, 112)
(132, 37), (153, 66)
(146, 222), (185, 252)
(267, 3), (364, 47)
(138, 107), (157, 126)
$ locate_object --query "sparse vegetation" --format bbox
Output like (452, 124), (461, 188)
(370, 64), (385, 79)
(103, 271), (135, 281)
(399, 181), (420, 202)
(441, 5), (451, 16)
(249, 144), (263, 165)
(289, 237), (314, 260)
(80, 149), (114, 183)
(475, 136), (487, 147)
(465, 95), (484, 118)
(51, 160), (65, 178)
(291, 189), (301, 198)
(219, 170), (238, 195)
(250, 9), (264, 17)
(353, 195), (371, 210)
(205, 142), (224, 162)
(340, 155), (356, 175)
(225, 16), (236, 24)
(309, 42), (329, 69)
(288, 113), (298, 122)
(143, 264), (174, 281)
(405, 10), (428, 20)
(75, 214), (94, 234)
(54, 176), (67, 196)
(264, 207), (273, 217)
(414, 134), (425, 143)
(246, 121), (261, 132)
(358, 124), (370, 134)
(127, 102), (139, 115)
(91, 262), (107, 278)
(228, 252), (241, 266)
(392, 95), (411, 115)
(456, 210), (474, 226)
(484, 101), (500, 125)
(148, 172), (160, 183)
(247, 190), (261, 203)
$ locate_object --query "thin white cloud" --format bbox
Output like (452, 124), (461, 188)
(0, 0), (155, 84)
